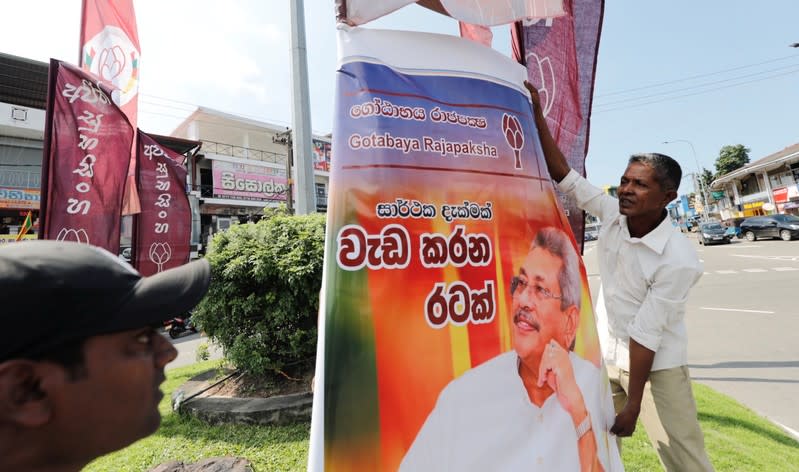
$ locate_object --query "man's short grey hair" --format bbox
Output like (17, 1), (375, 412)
(628, 153), (682, 192)
(531, 227), (581, 312)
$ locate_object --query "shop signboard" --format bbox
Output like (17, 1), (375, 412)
(210, 160), (288, 202)
(0, 188), (40, 210)
(313, 139), (332, 172)
(773, 187), (789, 203)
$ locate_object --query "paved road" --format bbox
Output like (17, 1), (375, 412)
(583, 235), (799, 438)
(164, 331), (224, 371)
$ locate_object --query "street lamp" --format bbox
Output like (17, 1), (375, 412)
(662, 139), (710, 222)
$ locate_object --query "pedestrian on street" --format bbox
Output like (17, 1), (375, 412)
(525, 81), (714, 471)
(0, 240), (211, 472)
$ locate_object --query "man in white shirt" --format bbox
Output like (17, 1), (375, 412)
(401, 227), (621, 471)
(525, 81), (714, 471)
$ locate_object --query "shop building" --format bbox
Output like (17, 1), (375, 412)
(0, 53), (48, 241)
(711, 143), (799, 219)
(1, 51), (332, 251)
(170, 107), (331, 251)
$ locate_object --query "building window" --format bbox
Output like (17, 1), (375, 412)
(315, 183), (327, 211)
(769, 171), (795, 189)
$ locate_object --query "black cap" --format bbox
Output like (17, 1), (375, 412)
(0, 240), (211, 361)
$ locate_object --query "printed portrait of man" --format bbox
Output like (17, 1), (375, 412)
(400, 226), (621, 471)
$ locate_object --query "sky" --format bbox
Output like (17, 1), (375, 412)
(2, 0), (799, 195)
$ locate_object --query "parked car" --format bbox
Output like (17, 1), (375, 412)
(723, 217), (746, 239)
(739, 214), (799, 241)
(698, 222), (732, 245)
(584, 231), (598, 242)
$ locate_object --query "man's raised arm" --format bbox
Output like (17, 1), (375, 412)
(524, 81), (571, 183)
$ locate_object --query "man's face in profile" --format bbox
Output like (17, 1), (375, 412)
(49, 327), (177, 460)
(510, 247), (570, 367)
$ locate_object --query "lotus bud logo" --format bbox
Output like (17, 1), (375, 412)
(149, 242), (172, 273)
(526, 52), (555, 118)
(55, 228), (90, 244)
(502, 113), (525, 169)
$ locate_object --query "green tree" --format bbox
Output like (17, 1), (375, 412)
(700, 167), (714, 190)
(714, 144), (750, 177)
(697, 167), (719, 202)
(193, 210), (326, 376)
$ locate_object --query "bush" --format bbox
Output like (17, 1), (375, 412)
(194, 211), (326, 376)
(195, 342), (210, 362)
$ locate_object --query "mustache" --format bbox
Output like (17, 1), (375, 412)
(513, 309), (541, 331)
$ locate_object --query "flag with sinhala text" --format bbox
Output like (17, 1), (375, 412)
(80, 0), (142, 214)
(40, 60), (134, 254)
(134, 132), (191, 277)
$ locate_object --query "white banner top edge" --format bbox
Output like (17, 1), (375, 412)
(336, 26), (530, 99)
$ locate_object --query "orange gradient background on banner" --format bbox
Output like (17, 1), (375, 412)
(330, 170), (600, 470)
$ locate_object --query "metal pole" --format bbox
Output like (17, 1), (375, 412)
(663, 140), (709, 221)
(289, 0), (316, 215)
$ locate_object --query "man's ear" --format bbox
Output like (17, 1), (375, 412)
(563, 305), (579, 348)
(0, 361), (56, 427)
(664, 189), (678, 207)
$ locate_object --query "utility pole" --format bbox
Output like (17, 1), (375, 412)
(273, 130), (294, 214)
(289, 0), (316, 215)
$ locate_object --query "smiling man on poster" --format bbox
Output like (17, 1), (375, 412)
(401, 226), (619, 472)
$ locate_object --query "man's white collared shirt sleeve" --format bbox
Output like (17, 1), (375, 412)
(555, 168), (703, 371)
(556, 169), (619, 223)
(627, 262), (703, 353)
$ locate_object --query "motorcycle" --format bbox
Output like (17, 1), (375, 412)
(164, 312), (198, 339)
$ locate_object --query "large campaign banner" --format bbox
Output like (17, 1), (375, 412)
(309, 27), (621, 471)
(134, 132), (191, 276)
(40, 60), (133, 253)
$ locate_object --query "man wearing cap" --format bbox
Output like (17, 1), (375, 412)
(0, 240), (211, 472)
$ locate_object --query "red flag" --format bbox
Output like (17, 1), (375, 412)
(458, 22), (493, 47)
(80, 0), (141, 215)
(515, 0), (604, 245)
(40, 60), (134, 254)
(79, 0), (140, 124)
(134, 132), (191, 276)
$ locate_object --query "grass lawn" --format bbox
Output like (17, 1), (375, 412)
(87, 362), (799, 471)
(84, 360), (309, 472)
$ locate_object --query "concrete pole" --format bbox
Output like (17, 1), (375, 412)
(289, 0), (316, 215)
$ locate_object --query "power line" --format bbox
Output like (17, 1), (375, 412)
(594, 62), (799, 108)
(593, 67), (799, 114)
(595, 53), (799, 98)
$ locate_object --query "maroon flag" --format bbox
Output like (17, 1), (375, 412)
(40, 59), (133, 253)
(134, 132), (190, 276)
(514, 0), (604, 245)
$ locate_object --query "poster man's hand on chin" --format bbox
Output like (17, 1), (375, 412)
(537, 339), (588, 426)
